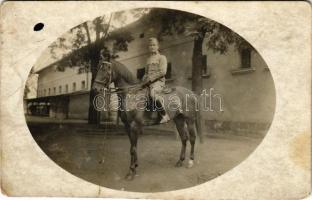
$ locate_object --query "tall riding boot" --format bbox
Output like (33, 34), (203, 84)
(155, 100), (170, 124)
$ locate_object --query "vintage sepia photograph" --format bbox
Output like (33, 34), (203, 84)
(23, 8), (276, 192)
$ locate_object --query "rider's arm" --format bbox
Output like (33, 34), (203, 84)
(149, 55), (167, 81)
(158, 55), (167, 77)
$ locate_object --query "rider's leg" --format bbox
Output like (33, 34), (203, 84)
(157, 99), (170, 123)
(150, 82), (170, 123)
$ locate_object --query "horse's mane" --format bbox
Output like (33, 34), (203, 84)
(111, 60), (138, 84)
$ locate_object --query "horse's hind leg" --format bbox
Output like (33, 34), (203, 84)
(186, 119), (197, 168)
(174, 115), (188, 167)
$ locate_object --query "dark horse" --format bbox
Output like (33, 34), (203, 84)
(92, 59), (202, 180)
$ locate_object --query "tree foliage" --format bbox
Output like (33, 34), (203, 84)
(148, 8), (253, 54)
(146, 8), (254, 96)
(48, 11), (144, 72)
(47, 9), (145, 124)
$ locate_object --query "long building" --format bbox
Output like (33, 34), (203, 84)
(27, 15), (275, 134)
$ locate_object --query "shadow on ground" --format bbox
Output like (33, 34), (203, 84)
(27, 117), (264, 192)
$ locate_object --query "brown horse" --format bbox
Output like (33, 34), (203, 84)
(92, 59), (202, 180)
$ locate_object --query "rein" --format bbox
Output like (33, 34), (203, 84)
(108, 84), (146, 94)
(95, 82), (166, 95)
(95, 60), (165, 95)
(94, 79), (146, 95)
(105, 75), (165, 94)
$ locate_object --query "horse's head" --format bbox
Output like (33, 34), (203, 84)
(93, 61), (112, 92)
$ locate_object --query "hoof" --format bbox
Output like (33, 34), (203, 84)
(187, 160), (194, 168)
(175, 160), (183, 167)
(125, 171), (135, 181)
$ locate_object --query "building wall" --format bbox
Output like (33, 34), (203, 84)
(110, 20), (276, 130)
(37, 66), (91, 97)
(49, 96), (69, 119)
(34, 18), (276, 133)
(201, 46), (275, 124)
(68, 93), (89, 119)
(68, 93), (118, 121)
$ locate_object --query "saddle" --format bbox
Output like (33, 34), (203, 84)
(143, 87), (175, 126)
(162, 86), (175, 94)
(142, 95), (159, 112)
(142, 76), (175, 94)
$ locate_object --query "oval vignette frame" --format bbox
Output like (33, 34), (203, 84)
(23, 7), (276, 193)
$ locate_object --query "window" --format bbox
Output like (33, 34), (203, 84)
(241, 48), (251, 68)
(72, 82), (76, 92)
(81, 81), (86, 89)
(44, 89), (46, 96)
(65, 84), (68, 93)
(137, 68), (145, 80)
(53, 87), (56, 95)
(231, 48), (254, 75)
(59, 86), (62, 94)
(139, 33), (145, 38)
(165, 62), (172, 79)
(48, 88), (51, 95)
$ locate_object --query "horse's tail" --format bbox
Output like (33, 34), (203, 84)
(195, 95), (203, 143)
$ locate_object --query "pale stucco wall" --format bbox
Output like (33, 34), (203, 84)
(37, 66), (92, 97)
(111, 21), (275, 125)
(35, 16), (275, 125)
(202, 46), (275, 123)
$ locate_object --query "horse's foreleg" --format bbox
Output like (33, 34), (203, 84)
(174, 116), (188, 167)
(186, 119), (197, 168)
(125, 121), (139, 180)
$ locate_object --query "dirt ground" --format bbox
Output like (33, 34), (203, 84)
(28, 119), (264, 193)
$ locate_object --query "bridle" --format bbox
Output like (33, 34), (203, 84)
(94, 61), (147, 95)
(94, 58), (166, 95)
(93, 60), (166, 112)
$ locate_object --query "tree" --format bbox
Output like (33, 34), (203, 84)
(147, 8), (253, 94)
(48, 10), (147, 124)
(24, 67), (37, 99)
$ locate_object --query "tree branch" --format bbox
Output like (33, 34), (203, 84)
(83, 22), (92, 45)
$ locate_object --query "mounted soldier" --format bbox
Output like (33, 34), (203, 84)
(142, 37), (170, 124)
(93, 41), (202, 180)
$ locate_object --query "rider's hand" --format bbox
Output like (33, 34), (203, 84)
(142, 79), (151, 87)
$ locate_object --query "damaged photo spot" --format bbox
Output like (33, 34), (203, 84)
(24, 8), (276, 192)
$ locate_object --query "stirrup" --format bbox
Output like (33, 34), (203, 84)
(159, 114), (170, 124)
